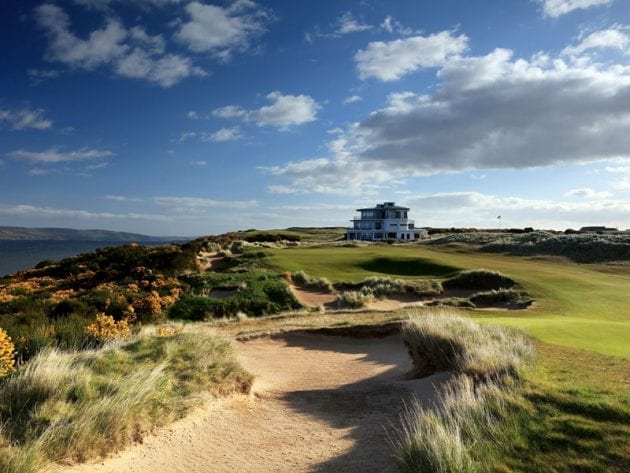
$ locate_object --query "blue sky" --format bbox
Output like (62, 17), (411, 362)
(1, 0), (630, 236)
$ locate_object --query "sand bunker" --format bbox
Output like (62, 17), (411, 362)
(62, 331), (451, 473)
(290, 284), (337, 308)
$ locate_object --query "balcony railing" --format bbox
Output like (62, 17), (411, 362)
(350, 217), (415, 225)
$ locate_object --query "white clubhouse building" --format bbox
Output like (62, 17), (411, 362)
(346, 202), (427, 241)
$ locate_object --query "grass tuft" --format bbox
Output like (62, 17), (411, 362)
(402, 311), (533, 381)
(396, 311), (535, 472)
(290, 271), (335, 292)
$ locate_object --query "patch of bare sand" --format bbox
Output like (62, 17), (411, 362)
(61, 332), (451, 473)
(290, 284), (337, 308)
(197, 251), (228, 272)
(367, 294), (427, 311)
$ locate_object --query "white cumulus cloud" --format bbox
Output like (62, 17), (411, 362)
(538, 0), (614, 18)
(174, 0), (269, 60)
(562, 26), (629, 56)
(35, 3), (205, 87)
(355, 31), (469, 81)
(214, 92), (320, 129)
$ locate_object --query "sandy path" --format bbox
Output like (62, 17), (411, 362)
(197, 251), (227, 272)
(61, 332), (450, 473)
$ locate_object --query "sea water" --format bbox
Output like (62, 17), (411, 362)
(0, 241), (159, 276)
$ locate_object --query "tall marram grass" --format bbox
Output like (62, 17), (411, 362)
(402, 312), (533, 381)
(396, 311), (534, 473)
(0, 331), (252, 472)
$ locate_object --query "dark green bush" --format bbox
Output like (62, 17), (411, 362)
(443, 269), (515, 291)
(470, 289), (534, 308)
(167, 295), (213, 321)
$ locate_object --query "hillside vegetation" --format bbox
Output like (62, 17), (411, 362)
(0, 329), (251, 472)
(0, 226), (177, 242)
(427, 230), (630, 263)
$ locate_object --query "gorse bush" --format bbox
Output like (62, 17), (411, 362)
(0, 331), (252, 472)
(0, 327), (16, 377)
(0, 242), (189, 361)
(84, 313), (132, 342)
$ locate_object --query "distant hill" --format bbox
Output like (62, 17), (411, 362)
(0, 226), (184, 242)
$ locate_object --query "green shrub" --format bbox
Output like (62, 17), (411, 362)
(470, 289), (534, 308)
(169, 273), (301, 319)
(442, 269), (514, 291)
(167, 295), (213, 321)
(426, 297), (475, 309)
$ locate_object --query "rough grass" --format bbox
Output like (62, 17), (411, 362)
(426, 297), (475, 309)
(397, 376), (513, 473)
(290, 271), (335, 292)
(360, 276), (442, 298)
(0, 331), (252, 472)
(470, 288), (534, 308)
(335, 289), (375, 308)
(427, 231), (630, 263)
(402, 311), (533, 381)
(397, 312), (534, 472)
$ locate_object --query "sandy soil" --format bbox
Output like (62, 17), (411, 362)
(197, 251), (227, 272)
(290, 284), (338, 308)
(61, 332), (450, 473)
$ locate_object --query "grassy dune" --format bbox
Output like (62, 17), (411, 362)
(0, 330), (252, 473)
(261, 245), (630, 357)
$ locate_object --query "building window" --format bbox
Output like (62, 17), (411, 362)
(395, 211), (401, 218)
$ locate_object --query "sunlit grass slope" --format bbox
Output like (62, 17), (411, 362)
(261, 245), (630, 357)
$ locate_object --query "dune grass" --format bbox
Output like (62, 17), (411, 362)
(290, 270), (335, 292)
(0, 330), (252, 472)
(397, 312), (534, 472)
(402, 311), (533, 381)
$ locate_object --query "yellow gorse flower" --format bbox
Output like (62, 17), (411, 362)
(0, 328), (16, 377)
(85, 313), (131, 342)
